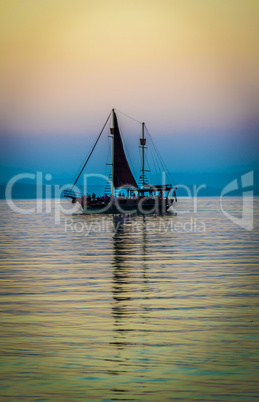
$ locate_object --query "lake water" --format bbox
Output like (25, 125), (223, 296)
(0, 197), (258, 401)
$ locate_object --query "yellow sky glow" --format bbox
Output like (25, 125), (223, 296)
(0, 0), (258, 134)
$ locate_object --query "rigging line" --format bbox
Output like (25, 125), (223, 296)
(71, 136), (102, 186)
(144, 150), (151, 184)
(105, 136), (112, 178)
(144, 125), (163, 184)
(71, 144), (95, 185)
(153, 140), (175, 186)
(145, 151), (152, 179)
(149, 138), (160, 184)
(138, 147), (142, 173)
(106, 134), (112, 165)
(145, 126), (176, 186)
(115, 109), (142, 124)
(71, 111), (111, 189)
(138, 146), (144, 180)
(147, 127), (176, 186)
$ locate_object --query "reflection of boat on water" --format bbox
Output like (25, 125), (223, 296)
(112, 216), (133, 305)
(64, 109), (177, 214)
(111, 215), (150, 347)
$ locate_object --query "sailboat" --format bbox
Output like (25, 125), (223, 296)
(64, 109), (177, 214)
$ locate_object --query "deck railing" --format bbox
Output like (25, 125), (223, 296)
(64, 189), (82, 199)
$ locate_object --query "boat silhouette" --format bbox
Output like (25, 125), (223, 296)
(64, 109), (177, 214)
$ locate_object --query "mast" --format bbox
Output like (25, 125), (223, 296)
(111, 108), (115, 195)
(140, 122), (146, 189)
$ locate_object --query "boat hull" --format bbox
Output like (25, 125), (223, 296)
(81, 199), (174, 215)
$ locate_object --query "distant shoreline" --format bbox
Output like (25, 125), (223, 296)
(1, 178), (259, 199)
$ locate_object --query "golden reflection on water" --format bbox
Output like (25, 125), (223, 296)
(0, 198), (258, 400)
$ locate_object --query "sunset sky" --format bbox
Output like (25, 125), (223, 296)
(0, 0), (258, 183)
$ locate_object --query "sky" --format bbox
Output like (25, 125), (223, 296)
(0, 0), (258, 184)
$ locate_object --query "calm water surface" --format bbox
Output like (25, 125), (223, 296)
(0, 198), (258, 401)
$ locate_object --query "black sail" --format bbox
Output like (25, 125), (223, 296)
(113, 112), (137, 188)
